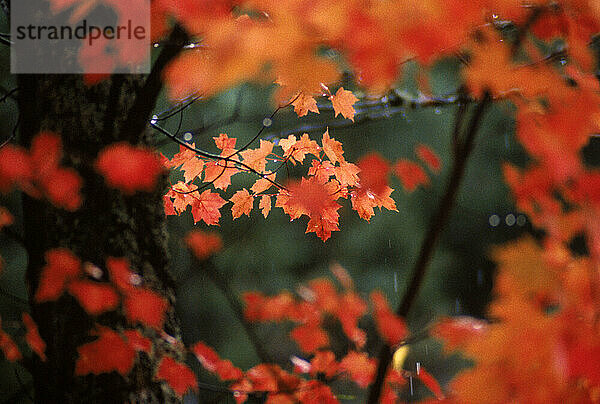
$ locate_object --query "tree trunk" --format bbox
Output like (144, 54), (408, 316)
(17, 71), (183, 403)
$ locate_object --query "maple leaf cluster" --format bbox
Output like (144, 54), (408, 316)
(0, 132), (82, 211)
(164, 129), (442, 241)
(153, 0), (545, 100)
(180, 265), (445, 403)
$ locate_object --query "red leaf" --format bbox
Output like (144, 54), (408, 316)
(75, 327), (135, 376)
(40, 168), (83, 211)
(309, 350), (338, 379)
(356, 153), (390, 196)
(416, 366), (445, 400)
(123, 329), (152, 353)
(67, 280), (120, 316)
(106, 257), (137, 293)
(22, 313), (46, 361)
(0, 145), (32, 193)
(290, 323), (329, 354)
(371, 291), (407, 346)
(0, 317), (21, 362)
(191, 341), (243, 381)
(185, 230), (223, 260)
(123, 288), (169, 330)
(393, 159), (429, 192)
(339, 351), (376, 388)
(321, 129), (345, 164)
(156, 356), (198, 397)
(242, 291), (295, 322)
(190, 189), (227, 225)
(30, 132), (83, 210)
(416, 144), (442, 173)
(431, 316), (487, 352)
(35, 248), (82, 302)
(0, 206), (13, 229)
(95, 142), (163, 194)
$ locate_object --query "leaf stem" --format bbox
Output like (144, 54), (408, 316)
(366, 92), (491, 404)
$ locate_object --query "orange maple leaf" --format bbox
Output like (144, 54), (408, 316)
(292, 92), (319, 117)
(321, 129), (345, 164)
(190, 189), (227, 226)
(259, 195), (272, 218)
(290, 323), (329, 354)
(329, 87), (359, 121)
(240, 140), (274, 173)
(230, 188), (254, 219)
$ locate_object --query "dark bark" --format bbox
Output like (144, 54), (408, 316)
(16, 73), (183, 403)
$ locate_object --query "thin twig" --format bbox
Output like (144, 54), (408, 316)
(366, 92), (491, 404)
(151, 122), (288, 191)
(119, 24), (189, 141)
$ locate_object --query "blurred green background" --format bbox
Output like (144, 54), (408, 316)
(0, 43), (538, 402)
(150, 58), (533, 402)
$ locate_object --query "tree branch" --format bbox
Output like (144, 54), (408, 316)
(119, 25), (189, 142)
(366, 92), (491, 404)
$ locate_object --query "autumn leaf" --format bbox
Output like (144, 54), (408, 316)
(0, 145), (32, 193)
(329, 87), (359, 121)
(191, 341), (243, 381)
(106, 257), (137, 294)
(156, 356), (198, 397)
(371, 291), (407, 346)
(416, 144), (442, 173)
(75, 326), (135, 376)
(309, 350), (338, 379)
(169, 144), (205, 183)
(278, 133), (320, 165)
(96, 142), (163, 194)
(22, 313), (46, 361)
(321, 129), (345, 164)
(290, 323), (329, 354)
(35, 248), (82, 302)
(334, 161), (361, 187)
(190, 189), (227, 226)
(242, 291), (295, 322)
(292, 92), (319, 117)
(123, 329), (152, 353)
(185, 230), (223, 260)
(431, 316), (487, 352)
(339, 351), (376, 388)
(67, 280), (120, 316)
(0, 207), (13, 229)
(393, 159), (429, 192)
(230, 188), (254, 219)
(123, 288), (168, 330)
(239, 140), (274, 173)
(0, 317), (21, 362)
(259, 195), (272, 218)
